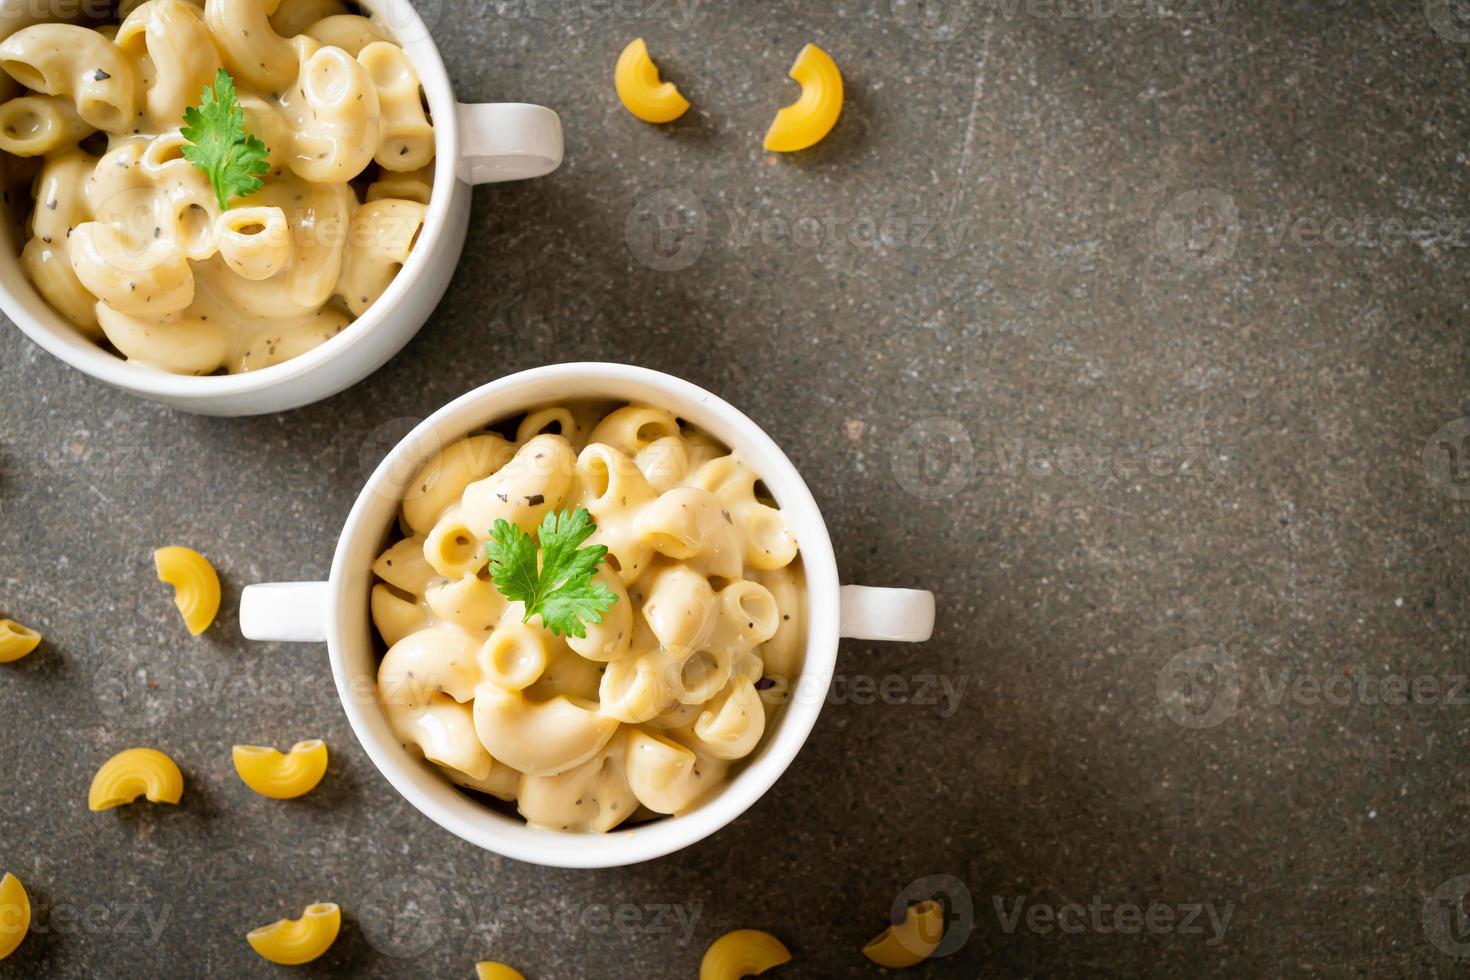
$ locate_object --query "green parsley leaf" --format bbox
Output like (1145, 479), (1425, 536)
(180, 69), (270, 212)
(485, 507), (618, 638)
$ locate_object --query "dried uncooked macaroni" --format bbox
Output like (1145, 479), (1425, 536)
(474, 963), (525, 980)
(154, 546), (220, 636)
(246, 902), (340, 965)
(700, 929), (792, 980)
(88, 747), (184, 810)
(861, 900), (944, 968)
(0, 873), (28, 962)
(371, 402), (806, 833)
(614, 37), (689, 123)
(0, 0), (433, 374)
(763, 44), (842, 152)
(232, 740), (329, 799)
(0, 619), (41, 663)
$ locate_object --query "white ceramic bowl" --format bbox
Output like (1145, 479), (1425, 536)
(240, 363), (936, 868)
(0, 0), (563, 416)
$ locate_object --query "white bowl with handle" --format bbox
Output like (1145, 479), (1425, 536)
(240, 363), (937, 868)
(0, 0), (562, 416)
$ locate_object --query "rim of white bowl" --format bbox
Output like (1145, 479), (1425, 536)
(328, 363), (841, 867)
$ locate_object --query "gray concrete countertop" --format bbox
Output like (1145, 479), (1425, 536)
(3, 0), (1470, 976)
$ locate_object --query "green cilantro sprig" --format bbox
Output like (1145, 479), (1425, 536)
(484, 507), (618, 638)
(180, 69), (270, 211)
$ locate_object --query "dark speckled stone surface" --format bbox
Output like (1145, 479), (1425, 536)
(3, 0), (1470, 976)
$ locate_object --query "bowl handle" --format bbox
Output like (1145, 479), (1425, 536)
(456, 102), (563, 184)
(240, 582), (330, 643)
(839, 586), (935, 642)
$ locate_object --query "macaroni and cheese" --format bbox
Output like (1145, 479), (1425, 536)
(370, 402), (807, 833)
(0, 0), (432, 374)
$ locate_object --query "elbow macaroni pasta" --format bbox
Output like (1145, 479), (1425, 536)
(232, 740), (329, 799)
(474, 963), (525, 980)
(614, 37), (689, 123)
(0, 619), (41, 662)
(0, 24), (136, 130)
(0, 1), (433, 374)
(861, 900), (945, 968)
(700, 929), (792, 980)
(247, 901), (340, 965)
(763, 44), (842, 153)
(0, 94), (93, 156)
(337, 197), (426, 316)
(154, 546), (221, 636)
(0, 873), (28, 962)
(270, 0), (347, 38)
(371, 402), (806, 833)
(88, 747), (184, 810)
(358, 42), (433, 170)
(304, 13), (386, 55)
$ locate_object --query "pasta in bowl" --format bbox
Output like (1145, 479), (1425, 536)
(0, 0), (561, 414)
(241, 364), (934, 866)
(369, 402), (808, 833)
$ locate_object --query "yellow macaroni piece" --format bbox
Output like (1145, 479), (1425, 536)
(861, 900), (944, 969)
(763, 44), (843, 153)
(87, 747), (184, 811)
(247, 902), (341, 966)
(474, 963), (525, 980)
(154, 546), (221, 636)
(700, 929), (791, 980)
(0, 873), (29, 962)
(615, 37), (689, 123)
(232, 740), (330, 799)
(0, 619), (41, 663)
